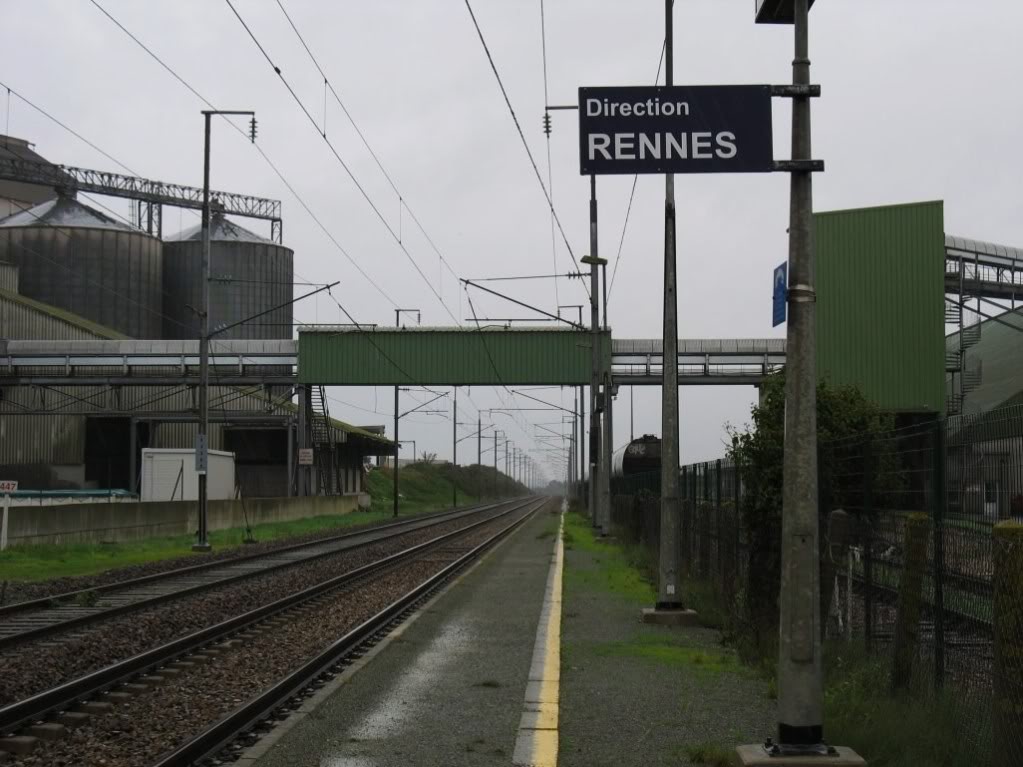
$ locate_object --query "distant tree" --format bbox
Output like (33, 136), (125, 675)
(420, 451), (437, 465)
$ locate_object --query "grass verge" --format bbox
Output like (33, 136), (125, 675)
(0, 506), (442, 583)
(562, 512), (655, 604)
(823, 644), (983, 767)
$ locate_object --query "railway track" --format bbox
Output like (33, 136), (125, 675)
(156, 499), (547, 767)
(0, 499), (517, 650)
(0, 497), (547, 766)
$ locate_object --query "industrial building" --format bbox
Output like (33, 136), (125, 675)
(0, 134), (393, 502)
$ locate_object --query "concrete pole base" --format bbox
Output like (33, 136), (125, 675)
(641, 606), (699, 626)
(191, 542), (213, 552)
(735, 745), (865, 766)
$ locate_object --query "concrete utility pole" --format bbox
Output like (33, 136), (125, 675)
(194, 109), (255, 552)
(477, 413), (482, 502)
(739, 2), (863, 765)
(654, 0), (683, 608)
(777, 0), (823, 752)
(582, 210), (606, 529)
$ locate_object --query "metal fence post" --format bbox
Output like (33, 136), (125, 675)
(932, 418), (946, 690)
(892, 513), (930, 692)
(699, 463), (711, 579)
(994, 521), (1023, 767)
(734, 457), (742, 582)
(716, 458), (724, 587)
(863, 437), (874, 655)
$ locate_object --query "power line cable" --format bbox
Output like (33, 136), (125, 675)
(607, 9), (671, 303)
(464, 289), (545, 450)
(0, 78), (139, 176)
(272, 0), (462, 290)
(463, 0), (583, 301)
(224, 0), (457, 324)
(539, 0), (561, 310)
(87, 0), (399, 308)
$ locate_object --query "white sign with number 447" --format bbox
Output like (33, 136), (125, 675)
(0, 480), (17, 494)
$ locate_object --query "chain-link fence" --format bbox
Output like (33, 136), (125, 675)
(608, 406), (1023, 764)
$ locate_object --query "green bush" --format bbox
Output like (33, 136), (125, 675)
(727, 371), (893, 656)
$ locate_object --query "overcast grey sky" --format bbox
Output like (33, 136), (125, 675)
(2, 1), (1021, 481)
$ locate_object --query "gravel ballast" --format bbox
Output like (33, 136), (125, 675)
(0, 505), (519, 706)
(6, 506), (538, 767)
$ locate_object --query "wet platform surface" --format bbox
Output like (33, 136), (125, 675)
(245, 506), (561, 767)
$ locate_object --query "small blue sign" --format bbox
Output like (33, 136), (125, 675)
(772, 262), (788, 327)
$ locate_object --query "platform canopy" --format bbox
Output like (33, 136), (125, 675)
(297, 326), (611, 386)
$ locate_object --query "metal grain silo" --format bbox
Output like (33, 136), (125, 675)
(162, 211), (293, 340)
(0, 194), (163, 338)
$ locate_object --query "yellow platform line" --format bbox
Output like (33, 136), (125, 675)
(513, 513), (564, 767)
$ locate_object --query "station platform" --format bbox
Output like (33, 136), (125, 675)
(242, 506), (775, 767)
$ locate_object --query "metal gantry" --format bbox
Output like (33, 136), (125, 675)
(0, 337), (789, 395)
(0, 156), (282, 241)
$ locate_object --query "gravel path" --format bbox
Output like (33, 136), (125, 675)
(8, 508), (533, 767)
(0, 507), (511, 706)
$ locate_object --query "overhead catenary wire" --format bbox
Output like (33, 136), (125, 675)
(539, 0), (560, 310)
(0, 78), (140, 176)
(462, 0), (585, 302)
(86, 0), (399, 309)
(464, 289), (545, 448)
(0, 47), (400, 446)
(224, 0), (458, 325)
(607, 6), (672, 303)
(272, 0), (462, 289)
(81, 0), (551, 457)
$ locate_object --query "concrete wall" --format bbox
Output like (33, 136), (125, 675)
(6, 494), (362, 546)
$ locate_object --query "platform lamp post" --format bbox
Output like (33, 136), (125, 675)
(739, 2), (863, 766)
(393, 309), (420, 517)
(194, 109), (256, 553)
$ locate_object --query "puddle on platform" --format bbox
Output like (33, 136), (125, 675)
(320, 612), (475, 764)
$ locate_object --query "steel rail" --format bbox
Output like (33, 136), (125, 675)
(0, 497), (540, 735)
(0, 498), (524, 650)
(152, 498), (545, 767)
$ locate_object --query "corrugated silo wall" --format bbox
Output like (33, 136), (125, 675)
(0, 225), (163, 339)
(814, 201), (946, 414)
(162, 240), (293, 340)
(0, 261), (18, 292)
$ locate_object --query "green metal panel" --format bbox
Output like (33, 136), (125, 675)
(815, 201), (945, 413)
(298, 327), (611, 386)
(946, 308), (1023, 415)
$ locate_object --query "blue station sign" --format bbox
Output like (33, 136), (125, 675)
(578, 85), (774, 175)
(773, 261), (788, 327)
